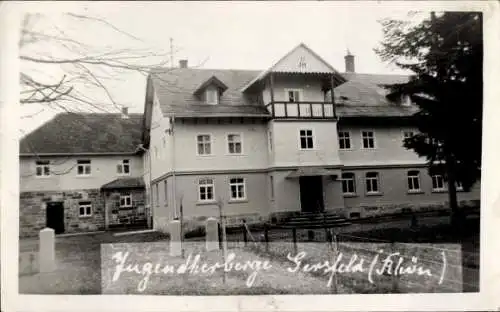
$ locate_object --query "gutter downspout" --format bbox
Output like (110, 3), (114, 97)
(148, 150), (153, 229)
(136, 144), (154, 229)
(103, 190), (108, 230)
(171, 116), (177, 221)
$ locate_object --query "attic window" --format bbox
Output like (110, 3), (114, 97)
(206, 89), (218, 105)
(194, 76), (227, 104)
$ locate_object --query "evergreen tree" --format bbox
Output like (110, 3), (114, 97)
(375, 12), (483, 225)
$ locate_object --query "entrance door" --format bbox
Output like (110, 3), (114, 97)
(299, 176), (324, 213)
(46, 202), (65, 234)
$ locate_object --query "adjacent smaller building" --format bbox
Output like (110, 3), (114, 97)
(19, 111), (148, 237)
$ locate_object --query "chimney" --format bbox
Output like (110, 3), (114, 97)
(344, 50), (355, 73)
(121, 107), (129, 119)
(179, 59), (188, 68)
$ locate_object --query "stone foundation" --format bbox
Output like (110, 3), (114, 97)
(20, 189), (105, 238)
(341, 199), (480, 219)
(104, 189), (146, 227)
(267, 199), (480, 221)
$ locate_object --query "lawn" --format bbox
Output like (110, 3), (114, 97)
(241, 215), (479, 293)
(18, 214), (479, 294)
(19, 231), (170, 294)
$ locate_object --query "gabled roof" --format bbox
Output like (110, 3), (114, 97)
(193, 76), (228, 96)
(336, 103), (419, 118)
(333, 72), (412, 105)
(147, 68), (414, 119)
(146, 39), (414, 121)
(241, 43), (347, 92)
(101, 177), (145, 190)
(20, 113), (144, 155)
(149, 68), (269, 118)
(341, 72), (411, 88)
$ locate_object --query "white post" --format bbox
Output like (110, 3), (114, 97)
(205, 217), (219, 251)
(169, 220), (182, 257)
(39, 228), (55, 272)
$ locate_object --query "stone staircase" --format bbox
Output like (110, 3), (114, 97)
(278, 211), (351, 229)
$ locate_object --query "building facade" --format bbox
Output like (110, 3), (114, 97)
(19, 43), (480, 237)
(19, 112), (148, 237)
(142, 43), (480, 233)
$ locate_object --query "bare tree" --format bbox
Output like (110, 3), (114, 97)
(19, 12), (176, 115)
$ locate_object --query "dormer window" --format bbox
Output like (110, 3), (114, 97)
(194, 75), (228, 105)
(205, 88), (219, 105)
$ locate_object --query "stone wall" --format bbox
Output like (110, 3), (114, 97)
(104, 189), (146, 227)
(339, 199), (480, 219)
(20, 189), (105, 238)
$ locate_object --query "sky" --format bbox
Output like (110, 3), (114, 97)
(17, 1), (424, 134)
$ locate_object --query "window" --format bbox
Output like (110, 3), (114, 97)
(286, 89), (301, 102)
(407, 170), (421, 192)
(154, 146), (159, 159)
(456, 181), (464, 191)
(338, 131), (351, 150)
(269, 175), (274, 200)
(164, 180), (168, 206)
(361, 131), (375, 149)
(198, 178), (214, 202)
(77, 160), (91, 176)
(432, 174), (446, 191)
(365, 172), (380, 194)
(35, 160), (51, 177)
(197, 134), (212, 155)
(120, 194), (132, 207)
(229, 177), (246, 200)
(227, 134), (242, 154)
(341, 172), (356, 195)
(299, 129), (314, 149)
(403, 131), (414, 140)
(117, 159), (130, 175)
(79, 201), (92, 217)
(206, 89), (218, 105)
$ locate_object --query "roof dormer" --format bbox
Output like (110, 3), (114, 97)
(194, 76), (228, 105)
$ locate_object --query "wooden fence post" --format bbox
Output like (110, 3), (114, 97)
(264, 223), (269, 253)
(292, 227), (297, 255)
(242, 220), (248, 246)
(323, 213), (329, 239)
(218, 222), (223, 250)
(410, 213), (418, 229)
(307, 230), (314, 241)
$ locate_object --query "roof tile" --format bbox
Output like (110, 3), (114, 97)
(20, 113), (143, 155)
(150, 67), (414, 118)
(101, 177), (145, 190)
